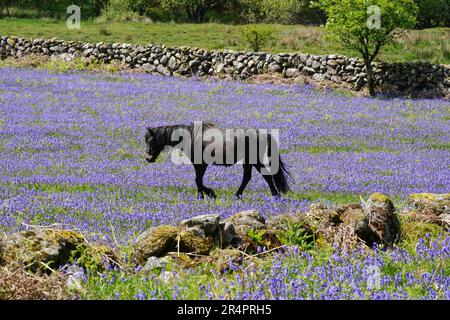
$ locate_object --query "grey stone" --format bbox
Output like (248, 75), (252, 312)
(157, 64), (171, 76)
(160, 55), (168, 66)
(312, 73), (326, 81)
(0, 228), (85, 272)
(311, 61), (321, 70)
(268, 63), (281, 73)
(301, 67), (314, 75)
(168, 56), (179, 70)
(224, 210), (265, 236)
(285, 68), (300, 78)
(142, 256), (168, 272)
(179, 214), (220, 236)
(364, 193), (400, 245)
(409, 193), (450, 216)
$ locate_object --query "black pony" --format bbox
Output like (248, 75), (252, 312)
(144, 123), (290, 198)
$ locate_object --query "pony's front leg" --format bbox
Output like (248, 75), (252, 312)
(235, 164), (252, 199)
(194, 164), (216, 199)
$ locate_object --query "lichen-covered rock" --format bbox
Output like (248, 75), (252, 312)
(179, 214), (220, 236)
(265, 214), (302, 231)
(409, 193), (450, 216)
(133, 224), (215, 265)
(141, 256), (169, 272)
(224, 210), (265, 236)
(133, 225), (180, 263)
(0, 228), (85, 272)
(178, 229), (213, 255)
(338, 203), (378, 246)
(365, 192), (400, 245)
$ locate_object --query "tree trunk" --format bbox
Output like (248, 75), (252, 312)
(365, 61), (376, 96)
(194, 8), (206, 23)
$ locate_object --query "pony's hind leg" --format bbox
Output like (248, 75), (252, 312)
(255, 165), (280, 197)
(235, 164), (252, 198)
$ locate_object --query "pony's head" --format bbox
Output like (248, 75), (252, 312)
(144, 127), (164, 163)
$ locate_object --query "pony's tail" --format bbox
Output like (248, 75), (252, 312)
(273, 156), (290, 194)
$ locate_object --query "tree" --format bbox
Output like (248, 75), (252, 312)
(320, 0), (418, 96)
(414, 0), (449, 28)
(161, 0), (226, 23)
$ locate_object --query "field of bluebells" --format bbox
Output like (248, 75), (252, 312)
(0, 68), (449, 299)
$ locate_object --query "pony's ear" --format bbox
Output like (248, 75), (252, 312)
(147, 127), (155, 136)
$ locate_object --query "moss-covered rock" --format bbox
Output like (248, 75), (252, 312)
(133, 224), (216, 265)
(133, 225), (180, 264)
(266, 214), (302, 231)
(224, 210), (265, 237)
(179, 214), (220, 236)
(409, 193), (450, 216)
(366, 192), (400, 245)
(0, 228), (86, 273)
(339, 204), (379, 246)
(178, 229), (213, 255)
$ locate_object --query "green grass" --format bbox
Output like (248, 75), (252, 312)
(0, 18), (449, 64)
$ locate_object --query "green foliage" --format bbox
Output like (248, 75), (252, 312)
(0, 19), (448, 64)
(160, 0), (227, 23)
(240, 25), (274, 51)
(319, 0), (418, 95)
(262, 0), (325, 24)
(97, 0), (140, 23)
(0, 0), (108, 18)
(414, 0), (450, 28)
(246, 228), (267, 247)
(320, 0), (418, 57)
(276, 222), (315, 251)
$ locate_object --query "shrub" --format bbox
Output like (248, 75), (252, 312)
(97, 0), (140, 23)
(240, 25), (274, 52)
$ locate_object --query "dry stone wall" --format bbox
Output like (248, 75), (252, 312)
(1, 35), (449, 97)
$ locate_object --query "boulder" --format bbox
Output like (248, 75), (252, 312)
(133, 224), (214, 265)
(312, 73), (326, 81)
(268, 63), (281, 73)
(285, 68), (300, 78)
(365, 192), (400, 245)
(178, 229), (213, 255)
(141, 256), (168, 272)
(224, 210), (265, 236)
(156, 64), (171, 76)
(409, 193), (450, 216)
(142, 63), (156, 73)
(133, 225), (180, 263)
(0, 228), (85, 272)
(179, 214), (220, 236)
(266, 214), (302, 231)
(338, 203), (377, 245)
(168, 56), (179, 70)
